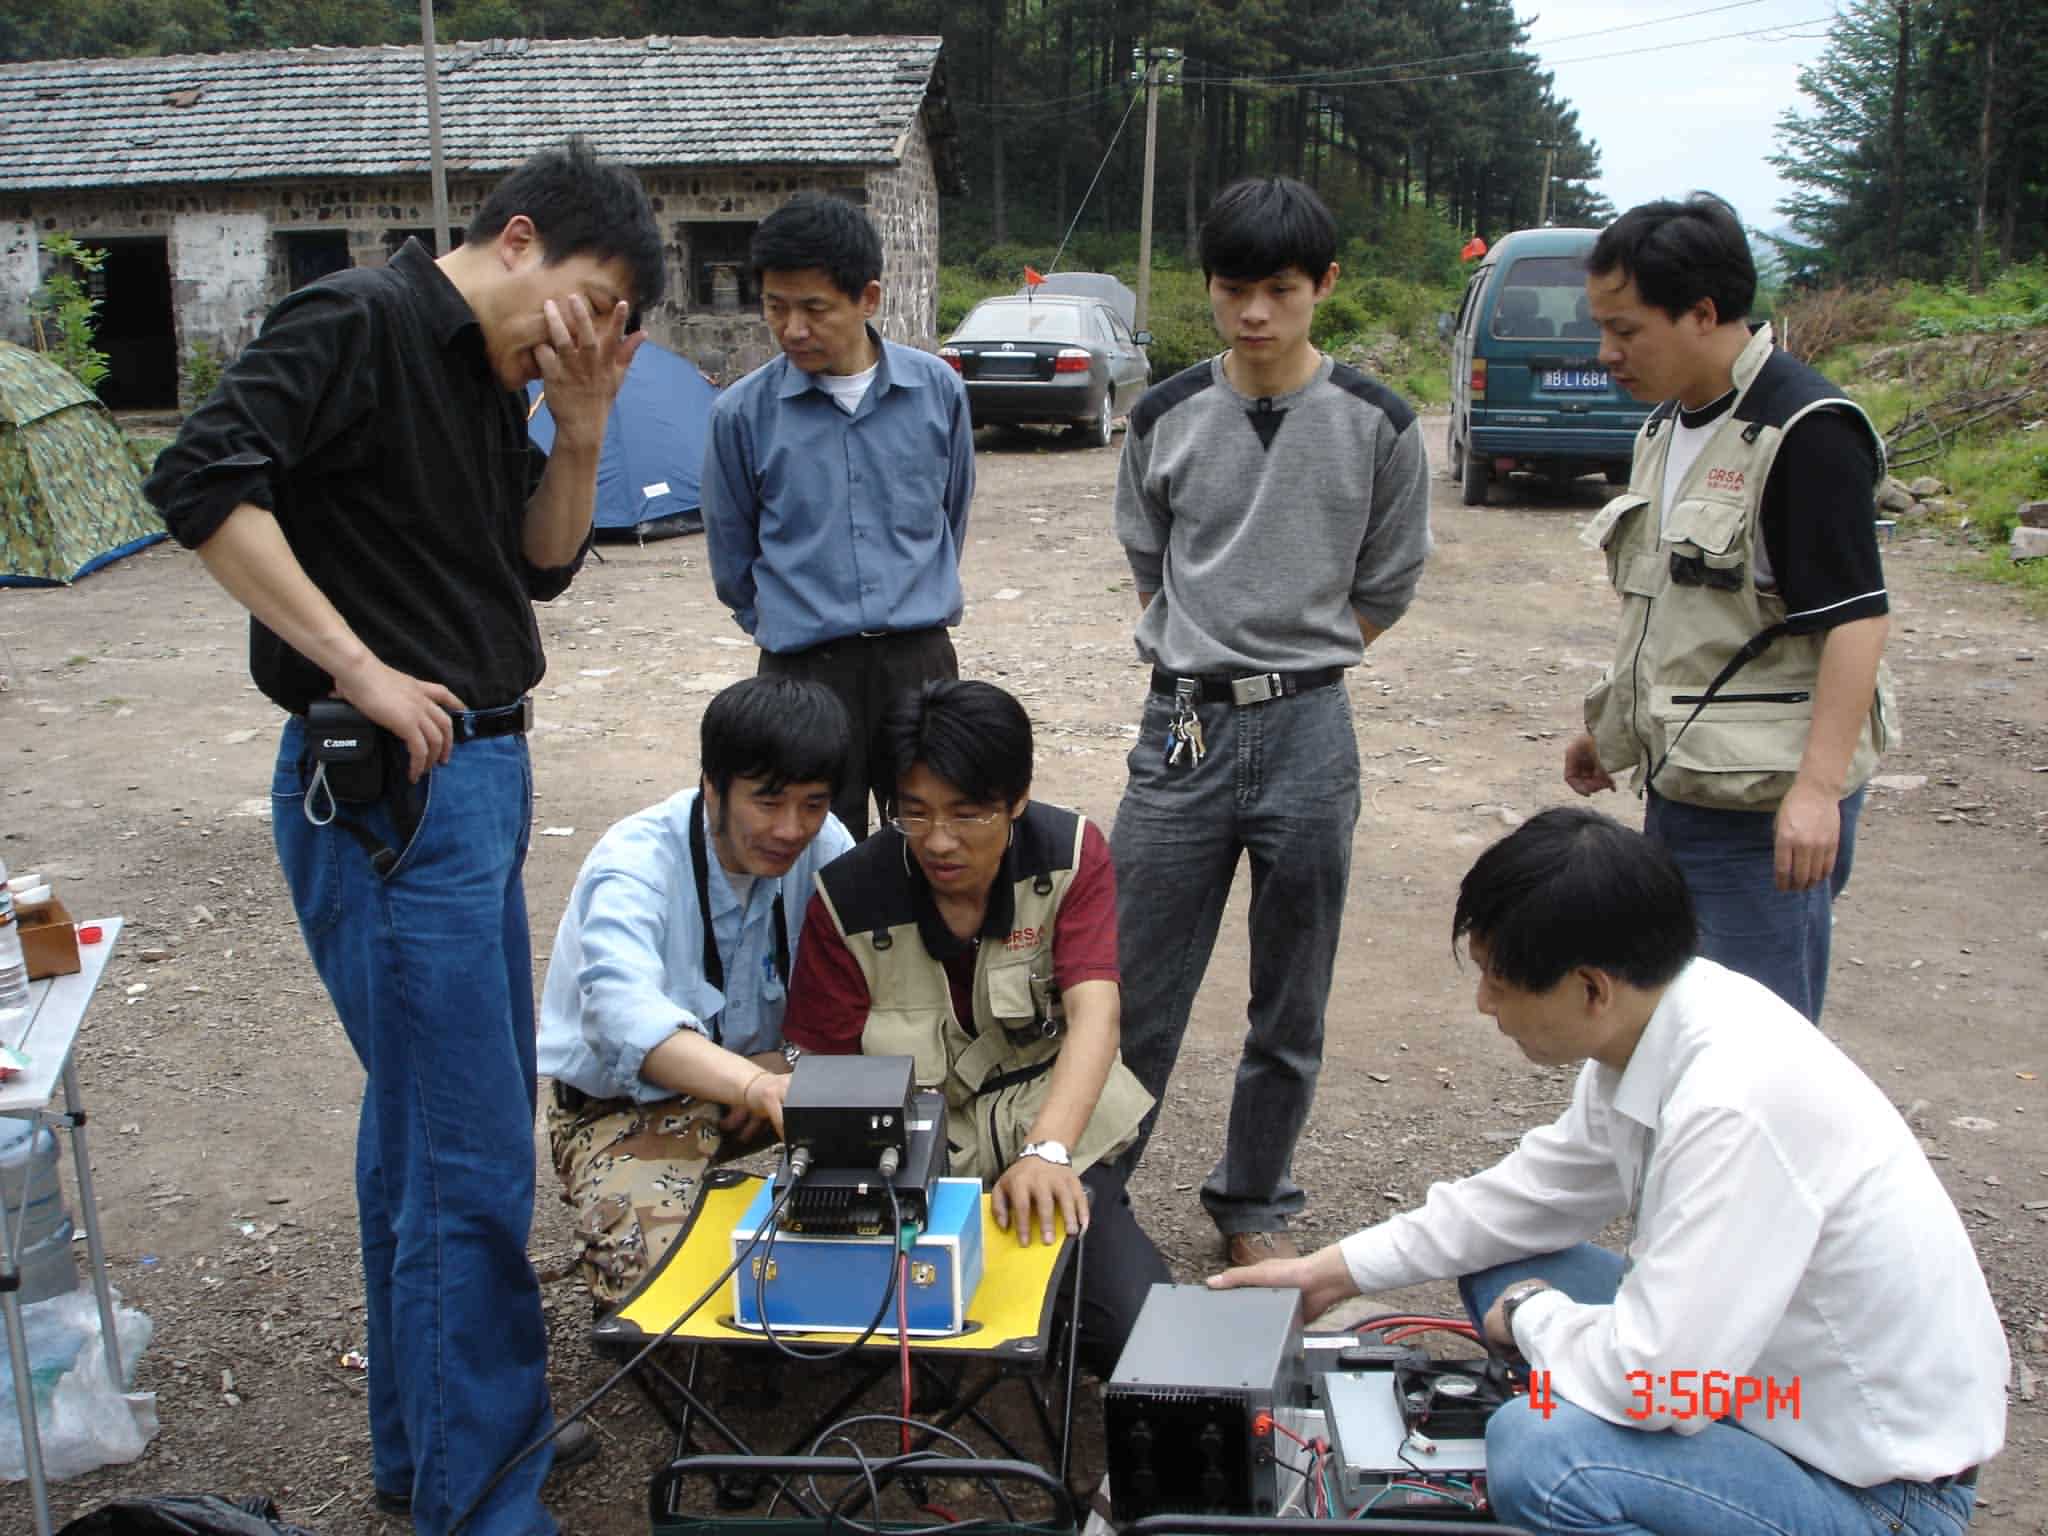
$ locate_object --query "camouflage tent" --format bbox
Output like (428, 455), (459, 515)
(0, 341), (165, 586)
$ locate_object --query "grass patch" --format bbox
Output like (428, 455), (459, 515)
(1964, 548), (2048, 606)
(127, 434), (172, 481)
(1938, 429), (2048, 541)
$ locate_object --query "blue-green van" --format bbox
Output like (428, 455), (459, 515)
(1446, 227), (1651, 505)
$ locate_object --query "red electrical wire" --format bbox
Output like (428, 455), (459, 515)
(1381, 1323), (1481, 1346)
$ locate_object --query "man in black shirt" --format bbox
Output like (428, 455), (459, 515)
(1565, 194), (1895, 1023)
(145, 140), (662, 1536)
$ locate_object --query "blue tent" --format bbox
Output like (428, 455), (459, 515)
(526, 340), (717, 540)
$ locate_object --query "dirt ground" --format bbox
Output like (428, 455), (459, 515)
(0, 413), (2043, 1533)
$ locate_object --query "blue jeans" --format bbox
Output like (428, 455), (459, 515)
(1461, 1247), (1976, 1535)
(1642, 787), (1864, 1024)
(273, 718), (555, 1536)
(1111, 681), (1359, 1232)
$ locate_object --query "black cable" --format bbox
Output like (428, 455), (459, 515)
(799, 1416), (1019, 1531)
(758, 1174), (908, 1362)
(446, 1171), (806, 1536)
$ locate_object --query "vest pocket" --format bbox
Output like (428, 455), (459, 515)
(1662, 496), (1746, 559)
(861, 1007), (950, 1089)
(1584, 492), (1650, 590)
(1649, 685), (1810, 807)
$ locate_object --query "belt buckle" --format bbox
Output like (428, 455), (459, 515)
(1230, 672), (1284, 706)
(518, 695), (535, 732)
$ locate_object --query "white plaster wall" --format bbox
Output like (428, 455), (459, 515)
(1, 220), (43, 345)
(170, 210), (272, 369)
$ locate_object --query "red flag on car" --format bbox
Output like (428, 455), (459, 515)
(1460, 236), (1488, 262)
(1023, 265), (1047, 287)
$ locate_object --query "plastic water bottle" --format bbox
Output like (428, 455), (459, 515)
(0, 1114), (78, 1304)
(0, 857), (29, 1026)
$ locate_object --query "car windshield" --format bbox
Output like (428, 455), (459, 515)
(953, 303), (1088, 342)
(1491, 255), (1601, 341)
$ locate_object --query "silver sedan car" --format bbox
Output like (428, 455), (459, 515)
(940, 295), (1152, 447)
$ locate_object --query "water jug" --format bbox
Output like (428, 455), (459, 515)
(0, 1114), (78, 1304)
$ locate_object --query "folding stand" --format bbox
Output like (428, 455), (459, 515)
(592, 1169), (1085, 1494)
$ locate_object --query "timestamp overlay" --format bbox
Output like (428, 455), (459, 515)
(1523, 1370), (1802, 1422)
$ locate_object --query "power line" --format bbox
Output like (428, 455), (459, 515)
(1185, 14), (1838, 94)
(1181, 0), (1776, 88)
(1046, 86), (1144, 276)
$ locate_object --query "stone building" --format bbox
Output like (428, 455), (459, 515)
(0, 35), (958, 408)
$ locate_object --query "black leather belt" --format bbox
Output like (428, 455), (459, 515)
(451, 697), (534, 742)
(1937, 1465), (1979, 1489)
(1150, 666), (1343, 706)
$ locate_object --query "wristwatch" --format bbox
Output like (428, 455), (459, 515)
(1017, 1139), (1072, 1168)
(1498, 1280), (1551, 1345)
(781, 1041), (803, 1069)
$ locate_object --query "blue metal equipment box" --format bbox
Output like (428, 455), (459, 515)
(731, 1176), (985, 1336)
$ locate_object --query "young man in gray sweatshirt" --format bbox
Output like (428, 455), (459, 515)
(1111, 176), (1432, 1266)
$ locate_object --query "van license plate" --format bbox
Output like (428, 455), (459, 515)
(1542, 368), (1609, 390)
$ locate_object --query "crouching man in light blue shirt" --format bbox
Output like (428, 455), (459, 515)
(538, 676), (854, 1307)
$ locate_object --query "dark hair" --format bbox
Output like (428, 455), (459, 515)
(1452, 806), (1696, 993)
(468, 137), (666, 312)
(1587, 193), (1755, 325)
(880, 680), (1032, 810)
(700, 677), (851, 798)
(749, 193), (884, 300)
(1199, 177), (1338, 283)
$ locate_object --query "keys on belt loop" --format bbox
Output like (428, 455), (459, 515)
(1166, 677), (1206, 769)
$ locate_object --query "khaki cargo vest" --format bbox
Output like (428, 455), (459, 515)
(1582, 324), (1898, 810)
(811, 803), (1153, 1182)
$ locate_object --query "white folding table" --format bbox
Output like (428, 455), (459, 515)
(0, 916), (125, 1536)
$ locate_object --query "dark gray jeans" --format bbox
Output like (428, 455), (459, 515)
(1110, 679), (1359, 1233)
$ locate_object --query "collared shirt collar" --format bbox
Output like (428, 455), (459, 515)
(1609, 960), (1697, 1130)
(903, 828), (1016, 963)
(391, 237), (485, 348)
(775, 325), (923, 401)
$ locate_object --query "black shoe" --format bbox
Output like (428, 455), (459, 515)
(372, 1419), (601, 1516)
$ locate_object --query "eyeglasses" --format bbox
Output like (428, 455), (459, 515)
(889, 811), (1004, 838)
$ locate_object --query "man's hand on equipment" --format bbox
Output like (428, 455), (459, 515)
(331, 658), (467, 782)
(535, 294), (640, 447)
(1563, 733), (1616, 796)
(1207, 1244), (1358, 1323)
(722, 1070), (790, 1141)
(1774, 778), (1841, 892)
(993, 1155), (1088, 1247)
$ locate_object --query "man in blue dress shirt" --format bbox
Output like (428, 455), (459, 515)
(538, 676), (853, 1306)
(702, 194), (976, 839)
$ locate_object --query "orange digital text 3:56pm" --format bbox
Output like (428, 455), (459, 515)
(1524, 1370), (1801, 1422)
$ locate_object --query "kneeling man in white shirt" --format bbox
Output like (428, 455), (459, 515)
(1215, 805), (2004, 1535)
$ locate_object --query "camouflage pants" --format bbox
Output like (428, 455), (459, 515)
(546, 1087), (727, 1308)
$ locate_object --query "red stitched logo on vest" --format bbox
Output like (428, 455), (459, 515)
(1006, 927), (1042, 951)
(1705, 466), (1745, 493)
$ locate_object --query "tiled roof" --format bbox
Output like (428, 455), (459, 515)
(0, 35), (945, 192)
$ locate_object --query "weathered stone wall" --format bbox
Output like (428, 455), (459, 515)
(0, 148), (944, 401)
(867, 115), (941, 348)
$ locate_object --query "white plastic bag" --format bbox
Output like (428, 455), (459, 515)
(0, 1288), (157, 1482)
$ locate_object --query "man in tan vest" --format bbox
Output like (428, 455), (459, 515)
(1565, 194), (1895, 1023)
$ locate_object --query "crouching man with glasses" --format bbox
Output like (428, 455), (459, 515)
(766, 678), (1170, 1377)
(1213, 807), (2004, 1535)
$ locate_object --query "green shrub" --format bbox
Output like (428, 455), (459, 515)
(181, 340), (225, 407)
(28, 234), (110, 394)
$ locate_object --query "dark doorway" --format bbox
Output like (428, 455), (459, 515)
(278, 230), (351, 296)
(92, 238), (177, 410)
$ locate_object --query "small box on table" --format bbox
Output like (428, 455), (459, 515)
(732, 1176), (984, 1336)
(16, 898), (80, 980)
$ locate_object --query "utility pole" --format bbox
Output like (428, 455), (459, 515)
(1534, 140), (1559, 227)
(419, 0), (451, 256)
(1131, 44), (1179, 334)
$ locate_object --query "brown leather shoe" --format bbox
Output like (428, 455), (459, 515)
(1224, 1231), (1301, 1267)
